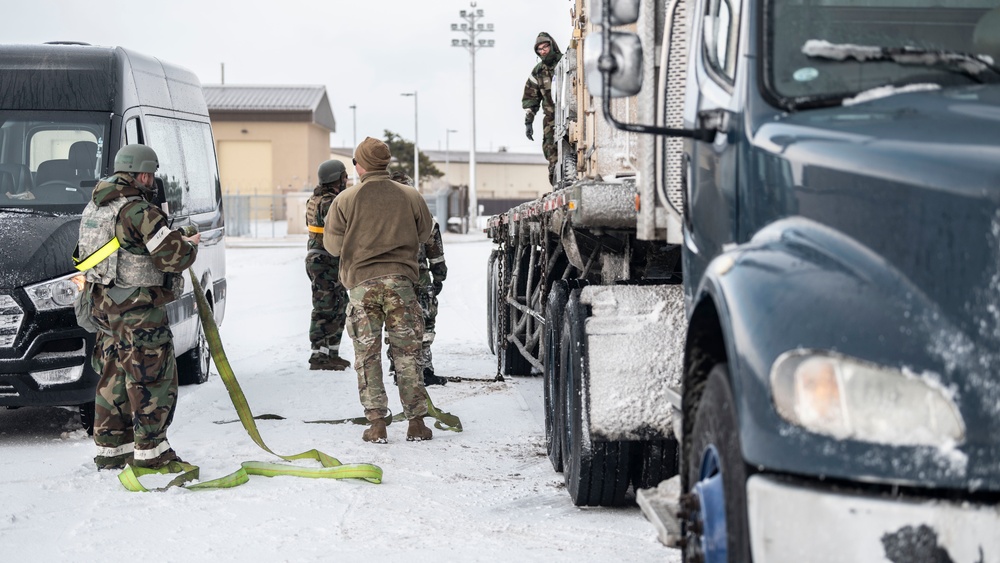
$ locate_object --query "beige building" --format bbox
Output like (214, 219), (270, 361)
(203, 85), (336, 196)
(330, 147), (550, 216)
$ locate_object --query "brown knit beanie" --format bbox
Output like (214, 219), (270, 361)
(354, 137), (391, 171)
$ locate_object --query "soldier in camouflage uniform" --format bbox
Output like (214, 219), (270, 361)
(76, 144), (200, 470)
(306, 160), (351, 371)
(522, 31), (563, 186)
(324, 137), (434, 443)
(387, 171), (448, 386)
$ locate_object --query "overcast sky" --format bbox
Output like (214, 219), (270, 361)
(5, 0), (573, 157)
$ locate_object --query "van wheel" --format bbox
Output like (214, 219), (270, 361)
(177, 312), (211, 386)
(79, 401), (95, 436)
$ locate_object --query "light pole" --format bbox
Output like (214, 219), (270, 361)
(348, 104), (357, 184)
(445, 128), (458, 181)
(401, 91), (418, 188)
(451, 3), (493, 230)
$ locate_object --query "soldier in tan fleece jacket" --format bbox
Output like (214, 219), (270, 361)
(324, 136), (434, 443)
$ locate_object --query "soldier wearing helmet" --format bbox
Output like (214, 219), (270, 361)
(305, 159), (351, 370)
(76, 143), (200, 471)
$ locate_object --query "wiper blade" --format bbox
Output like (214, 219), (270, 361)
(803, 40), (1000, 83)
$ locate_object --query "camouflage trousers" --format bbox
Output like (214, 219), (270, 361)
(388, 283), (438, 372)
(541, 113), (558, 185)
(89, 286), (178, 469)
(345, 275), (427, 421)
(305, 252), (348, 358)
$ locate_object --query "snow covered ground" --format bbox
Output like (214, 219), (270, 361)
(0, 231), (680, 562)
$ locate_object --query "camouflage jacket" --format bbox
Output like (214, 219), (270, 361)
(87, 173), (198, 305)
(306, 182), (344, 252)
(521, 31), (563, 125)
(417, 220), (447, 288)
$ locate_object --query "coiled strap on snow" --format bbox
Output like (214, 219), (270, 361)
(116, 271), (384, 492)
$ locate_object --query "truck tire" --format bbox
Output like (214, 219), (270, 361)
(682, 364), (751, 563)
(177, 302), (211, 386)
(487, 250), (499, 355)
(561, 290), (632, 506)
(544, 280), (570, 472)
(631, 438), (679, 490)
(499, 249), (532, 376)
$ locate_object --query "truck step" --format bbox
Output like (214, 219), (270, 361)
(636, 474), (683, 548)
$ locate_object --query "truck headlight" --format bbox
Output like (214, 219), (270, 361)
(25, 273), (86, 311)
(771, 350), (965, 447)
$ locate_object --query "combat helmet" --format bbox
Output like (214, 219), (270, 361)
(113, 144), (159, 174)
(318, 159), (347, 185)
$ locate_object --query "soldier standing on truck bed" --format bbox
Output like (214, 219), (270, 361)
(305, 159), (351, 371)
(522, 31), (563, 186)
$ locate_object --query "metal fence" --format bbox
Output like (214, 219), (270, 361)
(222, 193), (289, 238)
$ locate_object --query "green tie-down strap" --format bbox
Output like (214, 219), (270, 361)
(116, 272), (383, 492)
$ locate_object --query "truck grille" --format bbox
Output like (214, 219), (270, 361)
(0, 294), (24, 348)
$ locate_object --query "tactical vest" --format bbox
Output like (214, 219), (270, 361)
(78, 196), (164, 288)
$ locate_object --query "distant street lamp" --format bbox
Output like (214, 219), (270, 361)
(401, 91), (418, 188)
(349, 104), (357, 184)
(445, 128), (458, 180)
(451, 2), (494, 230)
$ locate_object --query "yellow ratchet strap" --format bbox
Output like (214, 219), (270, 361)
(73, 238), (120, 271)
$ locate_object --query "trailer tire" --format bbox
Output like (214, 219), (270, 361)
(682, 364), (751, 563)
(499, 247), (532, 376)
(561, 289), (632, 506)
(544, 280), (570, 472)
(631, 438), (679, 490)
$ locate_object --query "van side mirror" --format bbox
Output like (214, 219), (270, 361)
(584, 31), (643, 98)
(590, 0), (640, 25)
(154, 177), (170, 215)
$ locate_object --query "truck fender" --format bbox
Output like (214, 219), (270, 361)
(689, 216), (958, 472)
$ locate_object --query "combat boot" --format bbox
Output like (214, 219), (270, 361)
(406, 417), (433, 441)
(423, 367), (447, 386)
(309, 354), (351, 371)
(362, 419), (388, 444)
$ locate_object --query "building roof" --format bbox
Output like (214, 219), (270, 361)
(331, 147), (547, 166)
(203, 85), (336, 132)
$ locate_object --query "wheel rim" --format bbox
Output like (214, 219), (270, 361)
(197, 324), (210, 375)
(688, 444), (728, 563)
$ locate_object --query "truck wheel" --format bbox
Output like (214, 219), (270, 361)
(631, 438), (679, 490)
(177, 307), (211, 386)
(487, 250), (499, 355)
(561, 289), (632, 506)
(79, 401), (95, 436)
(544, 280), (570, 472)
(682, 364), (751, 563)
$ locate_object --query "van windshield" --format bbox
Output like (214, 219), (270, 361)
(765, 0), (1000, 108)
(0, 111), (109, 213)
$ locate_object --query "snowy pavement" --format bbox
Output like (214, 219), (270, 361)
(0, 232), (679, 562)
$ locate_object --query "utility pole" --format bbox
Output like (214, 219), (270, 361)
(451, 2), (493, 231)
(349, 104), (357, 184)
(445, 128), (458, 181)
(401, 92), (419, 188)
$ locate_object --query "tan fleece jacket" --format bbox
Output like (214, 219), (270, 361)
(323, 170), (433, 289)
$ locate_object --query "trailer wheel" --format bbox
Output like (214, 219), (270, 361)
(631, 438), (679, 490)
(561, 289), (632, 506)
(543, 280), (570, 472)
(682, 364), (751, 563)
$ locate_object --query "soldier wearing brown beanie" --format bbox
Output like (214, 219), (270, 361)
(323, 136), (435, 443)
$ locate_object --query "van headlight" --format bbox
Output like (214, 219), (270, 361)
(25, 273), (86, 311)
(771, 350), (965, 447)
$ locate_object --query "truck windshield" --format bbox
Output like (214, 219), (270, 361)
(766, 0), (1000, 108)
(0, 111), (109, 213)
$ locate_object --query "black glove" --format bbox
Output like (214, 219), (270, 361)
(525, 122), (534, 141)
(432, 281), (443, 296)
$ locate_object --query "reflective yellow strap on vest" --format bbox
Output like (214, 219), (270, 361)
(74, 238), (120, 271)
(307, 225), (324, 234)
